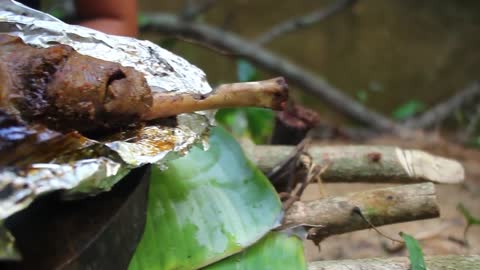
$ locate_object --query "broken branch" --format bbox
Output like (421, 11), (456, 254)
(248, 145), (464, 184)
(307, 255), (480, 270)
(282, 183), (439, 242)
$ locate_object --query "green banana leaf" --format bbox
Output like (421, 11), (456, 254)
(129, 127), (283, 270)
(204, 231), (307, 270)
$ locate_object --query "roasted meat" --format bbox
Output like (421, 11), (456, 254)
(0, 34), (153, 133)
(0, 34), (288, 134)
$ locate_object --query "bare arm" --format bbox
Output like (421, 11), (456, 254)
(75, 0), (138, 37)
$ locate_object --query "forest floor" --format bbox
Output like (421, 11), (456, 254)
(303, 134), (480, 261)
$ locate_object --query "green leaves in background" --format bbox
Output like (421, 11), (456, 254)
(236, 59), (261, 82)
(400, 232), (426, 270)
(216, 59), (274, 144)
(354, 82), (384, 104)
(355, 90), (369, 103)
(204, 232), (307, 270)
(137, 14), (150, 29)
(471, 136), (480, 148)
(215, 108), (274, 144)
(129, 127), (282, 270)
(457, 203), (480, 225)
(392, 100), (426, 120)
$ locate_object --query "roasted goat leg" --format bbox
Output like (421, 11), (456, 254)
(0, 34), (287, 133)
(0, 34), (153, 133)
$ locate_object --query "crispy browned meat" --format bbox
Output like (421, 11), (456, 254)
(0, 34), (153, 133)
(0, 34), (289, 136)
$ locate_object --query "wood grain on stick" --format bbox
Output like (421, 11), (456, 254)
(249, 145), (464, 184)
(282, 183), (439, 242)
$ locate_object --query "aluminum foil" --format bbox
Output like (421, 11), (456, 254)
(0, 1), (214, 229)
(0, 0), (212, 95)
(0, 113), (210, 221)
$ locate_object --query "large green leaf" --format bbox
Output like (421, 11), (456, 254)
(204, 232), (307, 270)
(129, 127), (282, 270)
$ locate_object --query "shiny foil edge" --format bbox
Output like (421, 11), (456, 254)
(0, 114), (211, 221)
(0, 1), (215, 224)
(0, 0), (213, 95)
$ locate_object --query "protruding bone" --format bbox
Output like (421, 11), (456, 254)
(142, 77), (288, 120)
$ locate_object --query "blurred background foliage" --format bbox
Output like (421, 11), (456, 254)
(139, 1), (480, 111)
(42, 0), (480, 144)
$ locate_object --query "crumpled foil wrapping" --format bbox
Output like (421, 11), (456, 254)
(0, 0), (213, 223)
(0, 0), (212, 95)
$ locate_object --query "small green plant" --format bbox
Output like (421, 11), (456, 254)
(457, 203), (480, 243)
(355, 89), (368, 103)
(400, 232), (427, 270)
(392, 100), (426, 120)
(471, 136), (480, 148)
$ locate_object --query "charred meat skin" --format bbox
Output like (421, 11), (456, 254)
(0, 34), (153, 133)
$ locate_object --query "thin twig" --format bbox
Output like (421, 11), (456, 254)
(255, 0), (357, 45)
(383, 222), (452, 252)
(352, 207), (404, 243)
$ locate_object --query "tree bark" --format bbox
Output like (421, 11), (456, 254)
(308, 255), (480, 270)
(282, 183), (439, 242)
(248, 145), (464, 184)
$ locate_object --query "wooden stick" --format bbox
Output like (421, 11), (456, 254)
(308, 255), (480, 270)
(142, 77), (288, 120)
(282, 183), (439, 242)
(247, 145), (464, 184)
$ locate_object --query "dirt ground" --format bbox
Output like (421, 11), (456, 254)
(302, 135), (480, 261)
